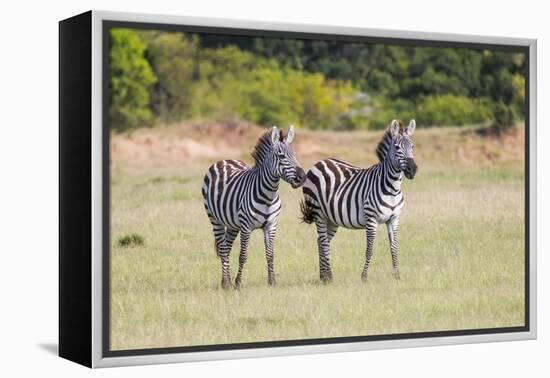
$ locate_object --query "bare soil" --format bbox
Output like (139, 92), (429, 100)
(110, 121), (525, 170)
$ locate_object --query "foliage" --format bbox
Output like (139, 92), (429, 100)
(132, 35), (355, 129)
(143, 32), (200, 122)
(416, 95), (493, 127)
(492, 101), (517, 133)
(361, 97), (417, 130)
(355, 95), (493, 130)
(108, 28), (527, 131)
(109, 29), (157, 131)
(219, 67), (355, 129)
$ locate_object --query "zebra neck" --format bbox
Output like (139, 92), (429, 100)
(381, 158), (403, 191)
(254, 163), (280, 202)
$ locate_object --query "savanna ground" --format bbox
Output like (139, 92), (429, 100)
(109, 122), (525, 350)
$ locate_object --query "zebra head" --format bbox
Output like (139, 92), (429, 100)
(389, 119), (417, 179)
(270, 125), (306, 188)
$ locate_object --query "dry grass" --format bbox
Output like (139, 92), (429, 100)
(109, 123), (525, 350)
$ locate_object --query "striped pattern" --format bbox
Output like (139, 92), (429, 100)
(301, 119), (417, 282)
(202, 126), (306, 289)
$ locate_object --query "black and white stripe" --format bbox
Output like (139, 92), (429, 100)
(300, 119), (417, 282)
(202, 126), (306, 289)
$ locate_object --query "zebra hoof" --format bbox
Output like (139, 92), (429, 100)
(320, 271), (333, 283)
(221, 277), (232, 290)
(392, 270), (401, 280)
(234, 277), (242, 290)
(268, 277), (276, 286)
(361, 272), (369, 283)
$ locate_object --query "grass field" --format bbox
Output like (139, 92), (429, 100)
(109, 123), (525, 351)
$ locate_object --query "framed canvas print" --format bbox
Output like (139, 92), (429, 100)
(59, 10), (537, 368)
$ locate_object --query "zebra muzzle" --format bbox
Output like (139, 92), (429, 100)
(404, 158), (417, 179)
(291, 167), (307, 188)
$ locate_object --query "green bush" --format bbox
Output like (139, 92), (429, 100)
(144, 32), (200, 122)
(108, 29), (526, 131)
(365, 97), (417, 130)
(362, 94), (493, 130)
(144, 42), (356, 129)
(118, 233), (145, 248)
(492, 101), (516, 132)
(109, 29), (157, 131)
(416, 95), (493, 126)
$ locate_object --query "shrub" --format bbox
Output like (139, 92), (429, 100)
(187, 55), (356, 129)
(118, 233), (145, 248)
(109, 29), (157, 131)
(108, 30), (528, 132)
(362, 94), (494, 130)
(145, 32), (201, 122)
(415, 95), (493, 126)
(365, 97), (417, 130)
(492, 101), (516, 133)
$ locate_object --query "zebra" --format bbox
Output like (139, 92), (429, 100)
(300, 119), (417, 283)
(202, 125), (306, 289)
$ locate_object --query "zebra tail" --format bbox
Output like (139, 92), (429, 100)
(300, 200), (316, 224)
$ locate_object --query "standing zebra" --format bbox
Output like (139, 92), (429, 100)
(300, 119), (417, 283)
(202, 126), (306, 289)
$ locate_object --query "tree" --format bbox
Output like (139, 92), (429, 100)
(144, 32), (200, 121)
(109, 29), (156, 131)
(108, 28), (527, 131)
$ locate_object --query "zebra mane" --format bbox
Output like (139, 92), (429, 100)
(375, 121), (403, 161)
(251, 129), (284, 164)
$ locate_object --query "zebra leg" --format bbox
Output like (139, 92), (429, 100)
(217, 227), (238, 290)
(316, 221), (336, 283)
(208, 219), (232, 289)
(234, 228), (251, 290)
(386, 216), (400, 280)
(224, 227), (239, 256)
(263, 223), (277, 286)
(361, 219), (378, 282)
(221, 227), (239, 289)
(210, 220), (225, 257)
(327, 224), (338, 243)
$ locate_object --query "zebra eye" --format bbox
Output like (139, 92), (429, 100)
(277, 153), (286, 159)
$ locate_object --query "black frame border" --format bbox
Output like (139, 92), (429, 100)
(101, 19), (531, 358)
(59, 11), (93, 367)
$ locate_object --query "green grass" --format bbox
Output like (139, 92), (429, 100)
(110, 130), (525, 351)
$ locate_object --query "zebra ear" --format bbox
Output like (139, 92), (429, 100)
(405, 119), (416, 136)
(389, 119), (400, 137)
(271, 126), (280, 145)
(285, 125), (295, 144)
